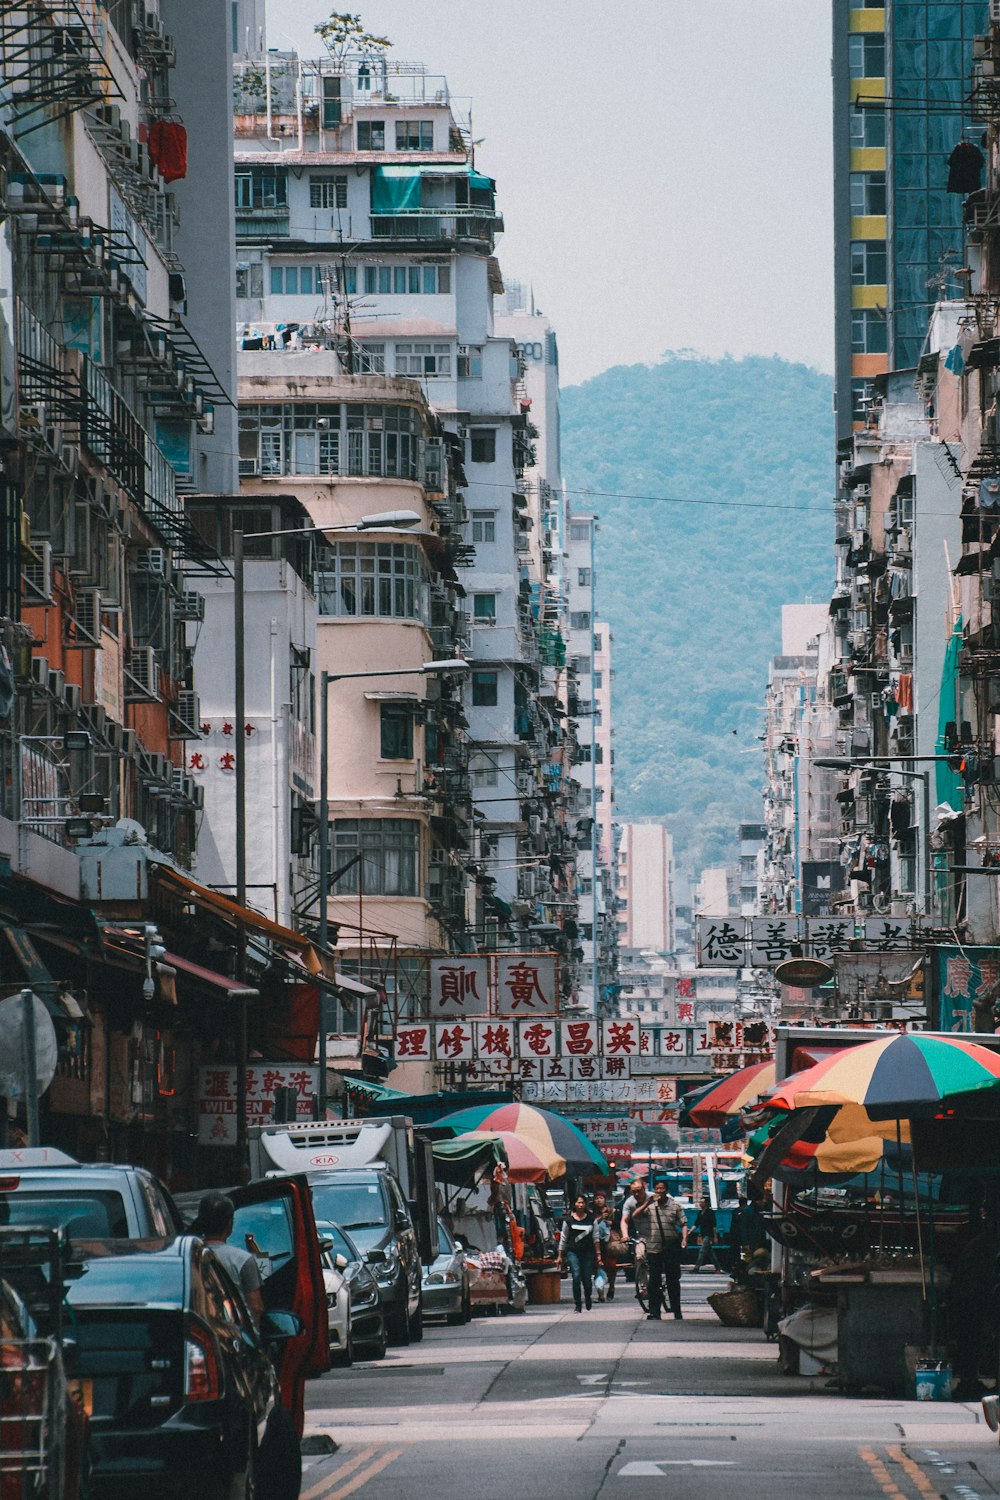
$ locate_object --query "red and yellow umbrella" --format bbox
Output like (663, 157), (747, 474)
(683, 1059), (776, 1127)
(435, 1102), (608, 1177)
(448, 1128), (566, 1183)
(766, 1033), (1000, 1118)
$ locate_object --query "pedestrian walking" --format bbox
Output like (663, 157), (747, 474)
(592, 1192), (619, 1300)
(694, 1195), (723, 1273)
(631, 1180), (687, 1320)
(558, 1195), (603, 1312)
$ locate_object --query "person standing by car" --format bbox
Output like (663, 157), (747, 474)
(557, 1196), (603, 1312)
(631, 1180), (687, 1320)
(193, 1192), (265, 1324)
(694, 1196), (722, 1273)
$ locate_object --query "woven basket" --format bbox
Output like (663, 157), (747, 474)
(708, 1286), (762, 1328)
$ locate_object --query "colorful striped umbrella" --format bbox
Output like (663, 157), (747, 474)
(682, 1060), (776, 1128)
(434, 1102), (609, 1176)
(747, 1104), (911, 1178)
(448, 1129), (566, 1184)
(765, 1033), (1000, 1118)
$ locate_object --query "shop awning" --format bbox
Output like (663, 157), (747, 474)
(1, 926), (65, 1019)
(151, 865), (327, 974)
(432, 1133), (506, 1187)
(163, 950), (258, 998)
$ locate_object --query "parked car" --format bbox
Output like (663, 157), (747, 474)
(422, 1220), (471, 1325)
(304, 1167), (422, 1345)
(0, 1273), (81, 1500)
(317, 1222), (385, 1360)
(315, 1231), (351, 1367)
(0, 1148), (181, 1238)
(52, 1235), (302, 1500)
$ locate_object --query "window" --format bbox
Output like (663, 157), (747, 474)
(593, 633), (603, 652)
(270, 264), (322, 295)
(850, 106), (886, 150)
(315, 541), (429, 621)
(240, 402), (420, 480)
(593, 671), (603, 689)
(577, 567), (592, 586)
(357, 120), (385, 150)
(850, 240), (887, 285)
(457, 346), (483, 378)
(395, 342), (452, 377)
(571, 655), (590, 675)
(570, 521), (590, 542)
(570, 611), (592, 630)
(331, 819), (419, 896)
(471, 512), (495, 544)
(353, 343), (386, 374)
(472, 671), (498, 707)
(234, 167), (287, 212)
(472, 755), (499, 787)
(848, 33), (885, 79)
(395, 120), (434, 151)
(851, 308), (888, 354)
(322, 76), (341, 128)
(470, 428), (496, 463)
(361, 262), (449, 295)
(850, 172), (887, 217)
(851, 377), (875, 422)
(380, 703), (414, 759)
(576, 744), (592, 763)
(473, 593), (497, 624)
(309, 175), (348, 209)
(235, 263), (263, 299)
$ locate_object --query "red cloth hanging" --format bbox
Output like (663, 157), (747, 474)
(148, 120), (188, 183)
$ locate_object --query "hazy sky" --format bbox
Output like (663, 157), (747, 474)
(265, 2), (834, 388)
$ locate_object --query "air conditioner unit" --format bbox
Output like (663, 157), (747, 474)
(899, 644), (914, 665)
(60, 444), (78, 476)
(238, 458), (259, 477)
(174, 689), (200, 734)
(30, 656), (49, 688)
(122, 728), (139, 756)
(74, 588), (102, 639)
(900, 496), (914, 524)
(128, 647), (159, 697)
(136, 548), (167, 578)
(86, 703), (106, 737)
(107, 721), (124, 752)
(176, 590), (206, 622)
(528, 815), (542, 836)
(170, 766), (186, 794)
(48, 668), (64, 699)
(190, 782), (204, 810)
(23, 541), (53, 600)
(63, 682), (82, 712)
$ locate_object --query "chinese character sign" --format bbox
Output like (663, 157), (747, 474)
(864, 918), (913, 952)
(434, 1022), (474, 1061)
(518, 1018), (557, 1057)
(602, 1019), (640, 1057)
(475, 1021), (514, 1059)
(197, 1064), (318, 1146)
(937, 947), (1000, 1032)
(430, 958), (489, 1015)
(561, 1019), (597, 1057)
(497, 954), (557, 1015)
(749, 918), (799, 967)
(695, 916), (745, 968)
(805, 919), (854, 961)
(395, 1025), (432, 1061)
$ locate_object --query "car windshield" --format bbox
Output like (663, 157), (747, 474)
(0, 1190), (130, 1237)
(316, 1222), (358, 1262)
(310, 1181), (387, 1232)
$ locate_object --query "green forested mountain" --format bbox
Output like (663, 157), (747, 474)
(560, 354), (834, 869)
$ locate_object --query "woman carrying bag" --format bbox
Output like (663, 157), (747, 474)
(558, 1195), (604, 1312)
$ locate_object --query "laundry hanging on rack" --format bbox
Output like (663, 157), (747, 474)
(947, 140), (984, 194)
(148, 119), (188, 183)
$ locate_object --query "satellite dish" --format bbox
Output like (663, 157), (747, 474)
(0, 992), (59, 1099)
(775, 957), (835, 988)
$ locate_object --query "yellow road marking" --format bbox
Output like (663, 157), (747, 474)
(858, 1446), (908, 1500)
(300, 1446), (379, 1500)
(304, 1446), (405, 1500)
(886, 1445), (937, 1497)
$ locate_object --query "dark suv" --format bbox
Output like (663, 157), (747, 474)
(306, 1166), (422, 1344)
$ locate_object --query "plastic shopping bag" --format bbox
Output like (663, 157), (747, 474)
(594, 1268), (609, 1302)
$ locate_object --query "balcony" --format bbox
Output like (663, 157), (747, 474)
(235, 208), (290, 239)
(369, 208), (501, 243)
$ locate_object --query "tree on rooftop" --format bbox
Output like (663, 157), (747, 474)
(314, 12), (392, 62)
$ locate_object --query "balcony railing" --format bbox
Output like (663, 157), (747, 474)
(369, 209), (501, 242)
(80, 357), (177, 515)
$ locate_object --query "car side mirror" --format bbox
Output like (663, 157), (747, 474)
(334, 1253), (348, 1272)
(260, 1310), (304, 1342)
(394, 1210), (410, 1230)
(318, 1238), (334, 1255)
(365, 1247), (387, 1265)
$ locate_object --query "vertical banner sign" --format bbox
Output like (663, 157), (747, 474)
(497, 954), (558, 1015)
(937, 947), (1000, 1032)
(429, 957), (489, 1016)
(695, 916), (745, 968)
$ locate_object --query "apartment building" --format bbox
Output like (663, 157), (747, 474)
(617, 821), (674, 953)
(833, 1), (987, 439)
(227, 39), (580, 1029)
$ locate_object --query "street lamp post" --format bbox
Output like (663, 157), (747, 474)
(315, 657), (470, 1117)
(230, 509), (422, 1159)
(814, 755), (961, 918)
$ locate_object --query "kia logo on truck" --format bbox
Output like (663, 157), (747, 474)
(309, 1152), (341, 1166)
